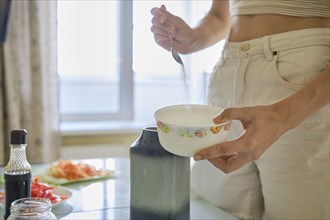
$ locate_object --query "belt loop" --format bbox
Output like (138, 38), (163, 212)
(262, 36), (273, 61)
(219, 41), (228, 65)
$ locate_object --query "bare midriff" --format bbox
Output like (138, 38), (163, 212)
(228, 15), (330, 42)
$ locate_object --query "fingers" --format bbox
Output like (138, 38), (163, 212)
(150, 5), (176, 32)
(150, 5), (192, 54)
(193, 137), (244, 161)
(152, 35), (171, 51)
(150, 5), (167, 24)
(150, 5), (174, 51)
(193, 131), (252, 174)
(208, 154), (249, 173)
(151, 17), (175, 36)
(150, 21), (172, 51)
(150, 5), (173, 26)
(150, 23), (169, 40)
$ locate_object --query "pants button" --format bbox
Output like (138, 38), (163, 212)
(240, 43), (250, 52)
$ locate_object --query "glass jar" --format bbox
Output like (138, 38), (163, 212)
(7, 198), (57, 220)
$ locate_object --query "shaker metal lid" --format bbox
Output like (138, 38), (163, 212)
(10, 129), (27, 145)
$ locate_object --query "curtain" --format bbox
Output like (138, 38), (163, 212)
(0, 0), (60, 165)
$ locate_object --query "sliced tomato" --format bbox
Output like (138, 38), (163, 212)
(1, 178), (67, 204)
(30, 177), (65, 203)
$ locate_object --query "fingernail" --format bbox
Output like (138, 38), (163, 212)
(194, 154), (203, 161)
(213, 114), (223, 123)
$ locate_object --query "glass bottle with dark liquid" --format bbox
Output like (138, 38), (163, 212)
(4, 129), (32, 220)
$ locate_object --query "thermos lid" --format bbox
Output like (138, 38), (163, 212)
(10, 129), (27, 145)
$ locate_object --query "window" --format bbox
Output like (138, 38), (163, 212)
(58, 1), (132, 121)
(58, 1), (223, 129)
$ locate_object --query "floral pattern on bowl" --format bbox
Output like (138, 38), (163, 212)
(157, 120), (231, 138)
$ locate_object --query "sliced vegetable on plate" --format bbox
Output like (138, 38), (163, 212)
(0, 191), (4, 206)
(31, 177), (70, 204)
(0, 177), (72, 207)
(37, 160), (114, 185)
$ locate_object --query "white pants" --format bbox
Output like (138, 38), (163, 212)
(191, 28), (330, 219)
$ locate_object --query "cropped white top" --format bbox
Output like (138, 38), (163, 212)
(230, 0), (330, 17)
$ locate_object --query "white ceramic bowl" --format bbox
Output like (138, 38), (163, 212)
(154, 104), (231, 157)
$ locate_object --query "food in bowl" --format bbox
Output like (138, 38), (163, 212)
(154, 104), (231, 157)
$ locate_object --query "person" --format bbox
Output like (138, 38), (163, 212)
(150, 1), (329, 219)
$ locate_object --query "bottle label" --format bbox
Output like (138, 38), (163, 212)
(4, 172), (32, 220)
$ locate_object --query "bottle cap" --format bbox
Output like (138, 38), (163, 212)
(10, 129), (27, 145)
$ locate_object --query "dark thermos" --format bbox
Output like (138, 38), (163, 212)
(130, 127), (190, 219)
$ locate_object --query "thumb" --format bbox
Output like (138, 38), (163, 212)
(159, 5), (176, 26)
(213, 107), (250, 124)
(160, 5), (177, 23)
(160, 4), (167, 11)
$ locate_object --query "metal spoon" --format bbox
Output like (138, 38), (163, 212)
(171, 46), (184, 68)
(166, 28), (190, 102)
(166, 28), (186, 80)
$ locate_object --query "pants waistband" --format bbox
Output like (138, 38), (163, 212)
(223, 28), (330, 61)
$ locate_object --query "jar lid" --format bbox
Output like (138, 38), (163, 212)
(10, 129), (27, 145)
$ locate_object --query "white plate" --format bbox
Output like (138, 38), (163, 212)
(0, 187), (72, 208)
(37, 171), (114, 186)
(51, 186), (72, 208)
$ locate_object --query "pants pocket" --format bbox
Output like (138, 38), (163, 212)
(270, 45), (329, 91)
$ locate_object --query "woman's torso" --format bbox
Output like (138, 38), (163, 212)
(228, 15), (329, 42)
(227, 0), (329, 42)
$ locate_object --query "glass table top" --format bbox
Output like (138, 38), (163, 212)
(1, 157), (236, 220)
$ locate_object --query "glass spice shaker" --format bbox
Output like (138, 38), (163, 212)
(7, 198), (57, 220)
(130, 127), (190, 219)
(4, 129), (32, 220)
